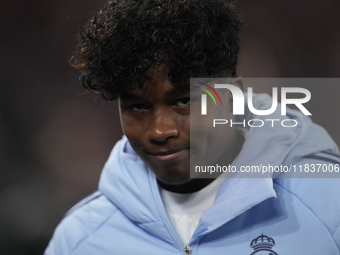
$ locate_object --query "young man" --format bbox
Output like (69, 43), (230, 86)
(45, 0), (340, 254)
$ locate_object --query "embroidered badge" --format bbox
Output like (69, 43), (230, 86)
(249, 234), (278, 255)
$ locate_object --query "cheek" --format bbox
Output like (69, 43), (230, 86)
(178, 114), (190, 133)
(120, 113), (144, 142)
(190, 104), (234, 156)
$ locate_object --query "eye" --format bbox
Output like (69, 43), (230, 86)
(176, 98), (190, 106)
(130, 104), (147, 112)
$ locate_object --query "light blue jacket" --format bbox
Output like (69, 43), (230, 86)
(45, 94), (340, 254)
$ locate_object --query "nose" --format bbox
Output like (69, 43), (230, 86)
(147, 111), (179, 142)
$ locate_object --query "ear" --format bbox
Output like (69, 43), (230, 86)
(230, 76), (243, 91)
(227, 76), (243, 113)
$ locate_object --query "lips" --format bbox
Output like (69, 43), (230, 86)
(144, 148), (189, 164)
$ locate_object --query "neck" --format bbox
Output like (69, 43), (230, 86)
(158, 178), (216, 194)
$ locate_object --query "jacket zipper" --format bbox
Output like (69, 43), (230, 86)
(184, 244), (191, 255)
(151, 174), (191, 252)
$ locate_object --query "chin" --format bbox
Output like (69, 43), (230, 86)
(154, 167), (191, 185)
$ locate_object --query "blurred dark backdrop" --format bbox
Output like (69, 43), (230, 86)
(0, 0), (339, 254)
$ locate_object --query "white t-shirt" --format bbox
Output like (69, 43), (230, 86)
(159, 174), (228, 245)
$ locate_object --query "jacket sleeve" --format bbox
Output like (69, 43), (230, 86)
(333, 224), (340, 252)
(44, 214), (90, 255)
(44, 192), (116, 255)
(277, 151), (340, 252)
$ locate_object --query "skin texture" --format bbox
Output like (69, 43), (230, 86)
(119, 65), (244, 193)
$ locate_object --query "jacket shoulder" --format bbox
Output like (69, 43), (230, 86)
(274, 151), (340, 250)
(44, 191), (118, 255)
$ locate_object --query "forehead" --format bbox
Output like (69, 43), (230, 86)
(120, 83), (190, 101)
(120, 66), (190, 101)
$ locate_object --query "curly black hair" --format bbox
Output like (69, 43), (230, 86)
(71, 0), (243, 100)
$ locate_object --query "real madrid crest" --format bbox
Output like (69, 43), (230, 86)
(249, 234), (278, 255)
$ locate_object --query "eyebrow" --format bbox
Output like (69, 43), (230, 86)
(120, 86), (190, 102)
(165, 87), (190, 97)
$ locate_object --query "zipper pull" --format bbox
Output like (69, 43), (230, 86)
(184, 244), (191, 255)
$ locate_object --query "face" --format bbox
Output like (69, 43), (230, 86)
(119, 66), (191, 185)
(119, 66), (242, 187)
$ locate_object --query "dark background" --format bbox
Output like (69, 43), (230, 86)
(1, 0), (339, 254)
